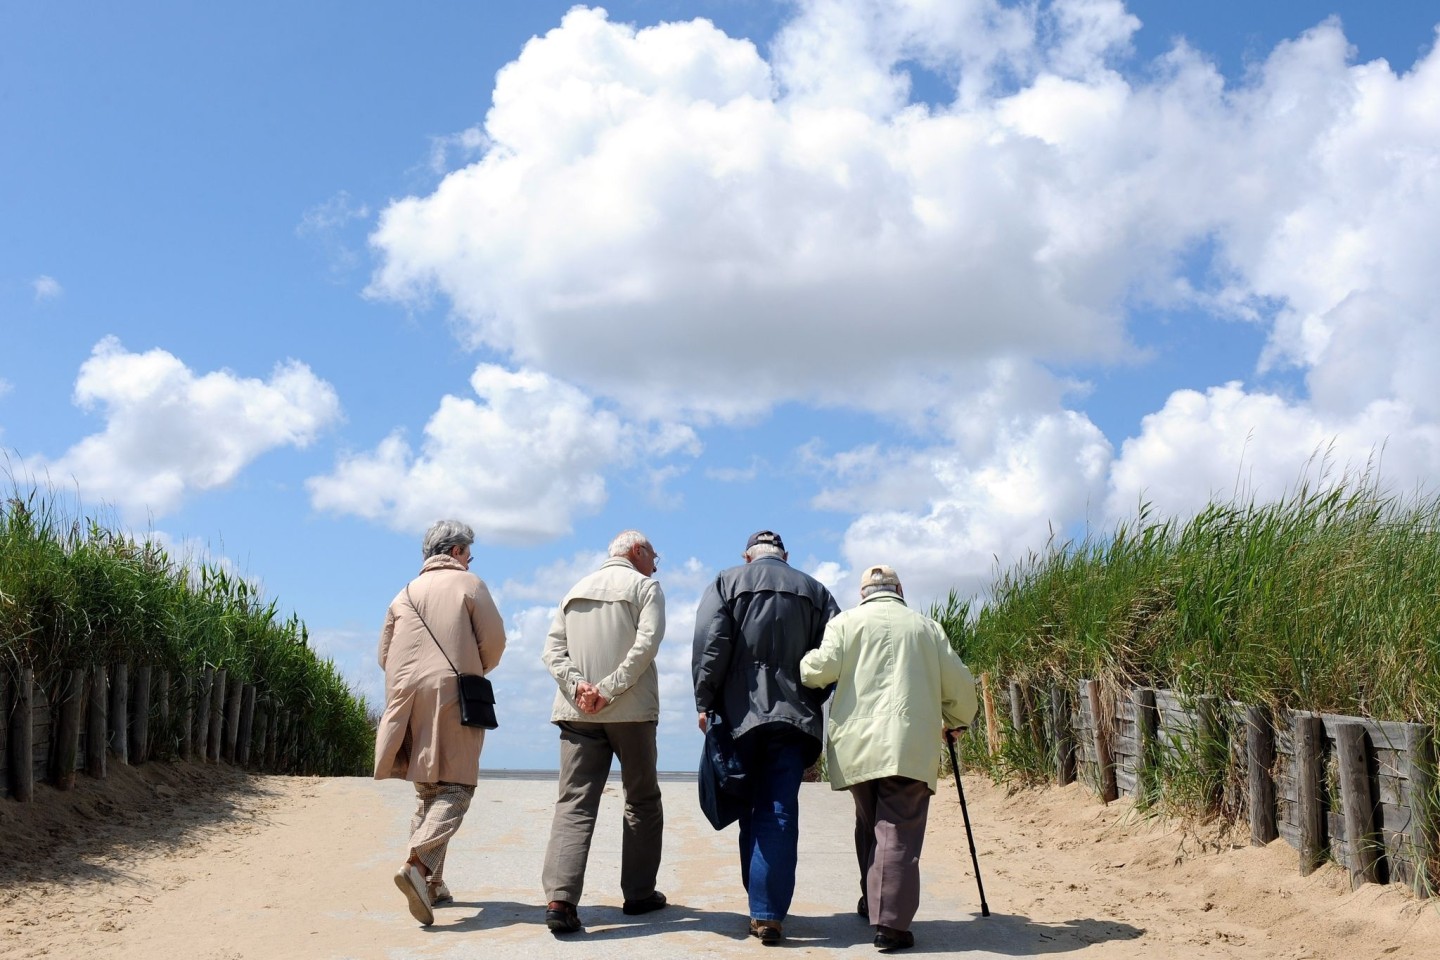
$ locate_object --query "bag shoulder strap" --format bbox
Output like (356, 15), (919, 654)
(405, 584), (461, 678)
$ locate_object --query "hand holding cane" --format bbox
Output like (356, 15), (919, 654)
(946, 728), (990, 917)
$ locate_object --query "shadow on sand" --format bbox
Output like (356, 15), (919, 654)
(424, 900), (1144, 953)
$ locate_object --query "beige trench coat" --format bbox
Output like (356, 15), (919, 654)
(373, 554), (506, 785)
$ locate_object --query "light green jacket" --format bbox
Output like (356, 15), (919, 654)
(542, 556), (665, 723)
(800, 592), (977, 791)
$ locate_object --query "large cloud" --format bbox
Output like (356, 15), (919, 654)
(307, 363), (699, 542)
(367, 1), (1161, 420)
(34, 337), (340, 520)
(366, 0), (1440, 592)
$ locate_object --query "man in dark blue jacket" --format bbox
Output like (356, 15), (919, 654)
(693, 530), (839, 944)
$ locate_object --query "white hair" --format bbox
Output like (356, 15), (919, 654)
(744, 543), (786, 561)
(608, 529), (651, 557)
(422, 519), (474, 559)
(860, 583), (900, 599)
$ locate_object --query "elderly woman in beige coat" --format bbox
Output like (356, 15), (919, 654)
(375, 520), (506, 926)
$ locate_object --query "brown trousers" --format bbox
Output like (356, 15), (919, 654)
(541, 720), (663, 904)
(851, 775), (931, 931)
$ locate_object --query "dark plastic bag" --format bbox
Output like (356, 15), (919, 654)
(698, 711), (746, 829)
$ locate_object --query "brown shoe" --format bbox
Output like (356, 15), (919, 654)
(749, 918), (783, 945)
(545, 900), (582, 934)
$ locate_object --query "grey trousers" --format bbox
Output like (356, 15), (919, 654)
(851, 775), (931, 931)
(541, 720), (664, 904)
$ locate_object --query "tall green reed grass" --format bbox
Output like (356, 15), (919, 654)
(935, 473), (1440, 828)
(0, 479), (371, 776)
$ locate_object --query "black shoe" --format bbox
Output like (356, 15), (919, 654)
(874, 926), (914, 952)
(622, 890), (668, 915)
(749, 918), (783, 945)
(857, 895), (868, 918)
(545, 900), (582, 934)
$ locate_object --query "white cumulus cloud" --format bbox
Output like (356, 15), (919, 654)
(307, 363), (699, 543)
(33, 338), (340, 520)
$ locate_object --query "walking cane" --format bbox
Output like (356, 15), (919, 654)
(945, 729), (990, 917)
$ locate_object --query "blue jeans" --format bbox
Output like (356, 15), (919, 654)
(736, 727), (811, 922)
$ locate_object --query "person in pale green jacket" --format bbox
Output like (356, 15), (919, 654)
(800, 564), (977, 953)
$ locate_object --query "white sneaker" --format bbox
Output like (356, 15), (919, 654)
(394, 864), (433, 925)
(429, 881), (452, 905)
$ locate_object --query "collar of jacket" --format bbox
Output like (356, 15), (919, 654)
(859, 591), (906, 606)
(419, 554), (468, 575)
(600, 556), (638, 572)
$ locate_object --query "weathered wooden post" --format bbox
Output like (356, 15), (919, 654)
(1295, 714), (1327, 875)
(237, 684), (257, 766)
(1009, 680), (1026, 741)
(85, 667), (108, 779)
(1336, 722), (1380, 888)
(193, 668), (214, 761)
(54, 668), (86, 790)
(1085, 679), (1118, 803)
(207, 668), (226, 763)
(109, 662), (130, 764)
(1406, 724), (1436, 895)
(1247, 704), (1278, 845)
(1196, 694), (1224, 811)
(1132, 688), (1158, 796)
(129, 664), (152, 764)
(177, 673), (194, 760)
(0, 679), (9, 795)
(1050, 684), (1076, 785)
(223, 674), (243, 763)
(265, 703), (281, 770)
(7, 668), (35, 802)
(980, 673), (1000, 756)
(252, 698), (269, 769)
(156, 669), (171, 760)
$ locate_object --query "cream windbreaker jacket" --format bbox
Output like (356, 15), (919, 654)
(800, 592), (977, 791)
(542, 556), (666, 723)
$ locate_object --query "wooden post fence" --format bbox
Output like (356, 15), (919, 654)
(1085, 679), (1118, 803)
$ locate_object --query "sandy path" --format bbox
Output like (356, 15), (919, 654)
(4, 762), (1440, 958)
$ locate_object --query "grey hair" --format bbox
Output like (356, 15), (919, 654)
(860, 583), (900, 599)
(422, 519), (475, 559)
(608, 529), (651, 557)
(744, 542), (786, 561)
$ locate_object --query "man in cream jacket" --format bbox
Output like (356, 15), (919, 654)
(540, 530), (667, 934)
(800, 564), (978, 953)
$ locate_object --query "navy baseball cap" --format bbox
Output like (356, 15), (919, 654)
(745, 530), (785, 551)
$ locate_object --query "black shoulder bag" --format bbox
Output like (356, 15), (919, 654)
(406, 585), (498, 730)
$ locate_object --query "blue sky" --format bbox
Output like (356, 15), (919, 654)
(4, 1), (1438, 771)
